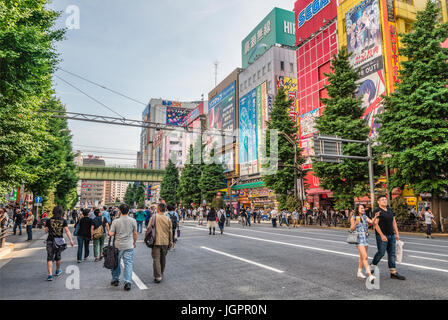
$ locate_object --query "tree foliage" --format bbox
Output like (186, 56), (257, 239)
(313, 48), (371, 210)
(177, 144), (203, 207)
(160, 159), (179, 206)
(263, 89), (303, 210)
(378, 1), (448, 197)
(198, 148), (226, 205)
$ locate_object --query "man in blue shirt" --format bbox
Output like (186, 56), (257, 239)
(144, 207), (152, 228)
(102, 206), (111, 224)
(166, 205), (179, 251)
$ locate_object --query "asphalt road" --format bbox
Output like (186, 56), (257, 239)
(1, 220), (447, 300)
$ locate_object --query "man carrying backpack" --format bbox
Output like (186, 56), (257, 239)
(91, 209), (109, 262)
(166, 205), (179, 251)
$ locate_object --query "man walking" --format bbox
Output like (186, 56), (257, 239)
(109, 204), (138, 291)
(424, 207), (436, 239)
(25, 211), (35, 241)
(102, 206), (111, 225)
(13, 209), (23, 235)
(166, 205), (179, 251)
(371, 195), (406, 280)
(149, 203), (173, 283)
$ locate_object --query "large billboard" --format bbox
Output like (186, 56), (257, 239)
(239, 88), (258, 176)
(277, 76), (299, 139)
(242, 8), (296, 69)
(208, 82), (236, 134)
(346, 0), (386, 139)
(294, 0), (338, 44)
(166, 107), (190, 126)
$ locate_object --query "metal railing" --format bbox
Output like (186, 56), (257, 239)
(0, 226), (7, 248)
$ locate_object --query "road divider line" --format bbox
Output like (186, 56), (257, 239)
(200, 246), (284, 274)
(409, 255), (448, 263)
(120, 261), (148, 290)
(184, 226), (448, 274)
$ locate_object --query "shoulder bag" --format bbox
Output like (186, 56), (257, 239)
(103, 236), (119, 270)
(346, 230), (359, 244)
(144, 214), (157, 248)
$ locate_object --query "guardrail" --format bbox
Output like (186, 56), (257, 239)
(0, 226), (7, 248)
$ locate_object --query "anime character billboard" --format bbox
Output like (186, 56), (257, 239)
(239, 89), (258, 175)
(346, 0), (386, 138)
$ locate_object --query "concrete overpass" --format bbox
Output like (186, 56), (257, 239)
(77, 166), (165, 182)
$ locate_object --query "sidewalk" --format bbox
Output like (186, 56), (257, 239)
(0, 227), (48, 259)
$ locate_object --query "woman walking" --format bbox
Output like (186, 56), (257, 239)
(217, 208), (226, 235)
(76, 209), (93, 263)
(207, 208), (217, 235)
(91, 209), (109, 262)
(350, 204), (375, 283)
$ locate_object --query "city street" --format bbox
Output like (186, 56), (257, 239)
(1, 222), (447, 300)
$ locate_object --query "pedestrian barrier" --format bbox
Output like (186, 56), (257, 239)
(0, 226), (7, 248)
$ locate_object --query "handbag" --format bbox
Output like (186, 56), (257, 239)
(396, 240), (404, 264)
(144, 214), (157, 248)
(103, 236), (118, 270)
(53, 237), (67, 251)
(92, 217), (104, 240)
(346, 231), (359, 244)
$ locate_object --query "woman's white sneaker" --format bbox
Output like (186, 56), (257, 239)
(368, 275), (376, 284)
(357, 271), (367, 279)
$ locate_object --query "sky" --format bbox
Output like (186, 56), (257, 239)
(49, 0), (296, 166)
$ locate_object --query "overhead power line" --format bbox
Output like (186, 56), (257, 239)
(57, 68), (147, 107)
(55, 75), (126, 119)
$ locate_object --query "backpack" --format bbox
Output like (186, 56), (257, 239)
(92, 217), (104, 240)
(168, 212), (177, 230)
(103, 237), (119, 270)
(144, 214), (157, 248)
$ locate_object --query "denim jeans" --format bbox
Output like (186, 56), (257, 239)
(26, 225), (33, 240)
(427, 224), (432, 236)
(77, 236), (90, 261)
(246, 217), (251, 226)
(372, 233), (396, 272)
(111, 248), (134, 284)
(137, 221), (143, 233)
(13, 222), (22, 235)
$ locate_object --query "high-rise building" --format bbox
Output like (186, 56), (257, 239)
(79, 155), (106, 207)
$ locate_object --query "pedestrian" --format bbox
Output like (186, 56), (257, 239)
(424, 207), (436, 239)
(198, 207), (204, 226)
(135, 208), (146, 234)
(271, 208), (278, 228)
(280, 211), (290, 228)
(44, 206), (75, 281)
(370, 195), (406, 280)
(166, 205), (179, 251)
(25, 210), (35, 241)
(144, 207), (152, 229)
(292, 210), (299, 228)
(149, 203), (173, 283)
(109, 204), (137, 291)
(88, 208), (96, 220)
(246, 208), (252, 227)
(217, 207), (226, 234)
(207, 207), (217, 235)
(102, 206), (111, 225)
(91, 208), (109, 262)
(76, 208), (93, 263)
(350, 204), (376, 282)
(225, 206), (231, 227)
(13, 209), (23, 235)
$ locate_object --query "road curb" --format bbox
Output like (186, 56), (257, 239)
(0, 242), (14, 259)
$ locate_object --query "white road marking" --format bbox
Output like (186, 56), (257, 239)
(184, 226), (448, 274)
(200, 246), (284, 274)
(409, 255), (448, 263)
(404, 250), (448, 257)
(120, 261), (148, 290)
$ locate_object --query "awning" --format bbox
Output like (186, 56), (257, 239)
(232, 181), (265, 190)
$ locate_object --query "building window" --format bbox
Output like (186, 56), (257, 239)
(268, 62), (272, 71)
(290, 63), (294, 73)
(280, 61), (285, 71)
(263, 66), (266, 75)
(258, 70), (261, 79)
(253, 74), (256, 82)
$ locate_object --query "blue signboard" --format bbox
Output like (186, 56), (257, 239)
(239, 89), (258, 175)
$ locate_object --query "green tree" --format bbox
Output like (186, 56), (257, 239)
(124, 183), (136, 206)
(313, 48), (371, 210)
(0, 0), (65, 199)
(198, 148), (226, 204)
(378, 1), (448, 229)
(160, 159), (179, 206)
(135, 183), (146, 208)
(263, 89), (303, 210)
(177, 144), (203, 207)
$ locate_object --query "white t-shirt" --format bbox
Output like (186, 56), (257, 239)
(424, 211), (434, 224)
(110, 215), (137, 251)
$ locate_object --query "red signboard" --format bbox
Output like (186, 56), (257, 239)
(294, 0), (337, 45)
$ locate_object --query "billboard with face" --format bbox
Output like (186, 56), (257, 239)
(239, 88), (258, 176)
(345, 0), (386, 138)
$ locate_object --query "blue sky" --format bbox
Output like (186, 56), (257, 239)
(49, 0), (295, 166)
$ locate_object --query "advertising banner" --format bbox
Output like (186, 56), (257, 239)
(239, 89), (258, 176)
(219, 151), (235, 173)
(300, 136), (315, 168)
(209, 82), (236, 134)
(166, 107), (190, 126)
(300, 108), (320, 138)
(346, 0), (386, 139)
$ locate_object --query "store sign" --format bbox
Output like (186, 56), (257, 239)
(294, 0), (337, 44)
(406, 197), (417, 206)
(297, 0), (331, 28)
(389, 24), (400, 85)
